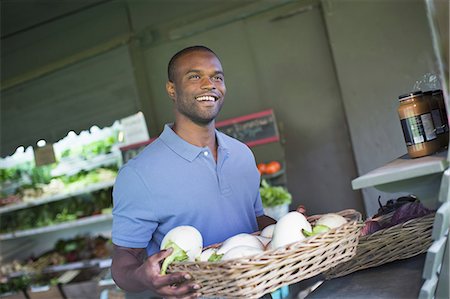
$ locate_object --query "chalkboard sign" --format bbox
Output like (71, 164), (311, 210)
(216, 109), (280, 147)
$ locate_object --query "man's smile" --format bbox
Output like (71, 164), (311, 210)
(195, 95), (219, 102)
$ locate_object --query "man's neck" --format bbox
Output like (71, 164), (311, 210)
(172, 119), (217, 153)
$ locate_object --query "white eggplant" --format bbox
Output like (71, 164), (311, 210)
(270, 211), (312, 249)
(160, 225), (203, 274)
(315, 213), (347, 229)
(199, 248), (216, 262)
(221, 245), (264, 261)
(217, 233), (264, 255)
(260, 224), (276, 238)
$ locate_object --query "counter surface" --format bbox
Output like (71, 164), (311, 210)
(286, 254), (425, 299)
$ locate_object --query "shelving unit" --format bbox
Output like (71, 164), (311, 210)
(351, 150), (449, 299)
(0, 213), (113, 241)
(0, 180), (115, 214)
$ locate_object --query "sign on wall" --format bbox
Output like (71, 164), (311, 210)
(216, 109), (280, 147)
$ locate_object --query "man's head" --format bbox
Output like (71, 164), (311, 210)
(167, 46), (220, 83)
(166, 45), (226, 126)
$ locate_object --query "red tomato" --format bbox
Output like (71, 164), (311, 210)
(257, 163), (267, 174)
(265, 161), (281, 174)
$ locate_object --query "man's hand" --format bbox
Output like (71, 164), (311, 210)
(142, 248), (200, 298)
(111, 245), (200, 298)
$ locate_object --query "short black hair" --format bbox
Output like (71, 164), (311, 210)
(167, 45), (219, 82)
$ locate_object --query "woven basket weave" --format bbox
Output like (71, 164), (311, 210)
(324, 212), (435, 279)
(168, 209), (363, 299)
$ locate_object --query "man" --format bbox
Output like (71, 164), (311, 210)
(111, 45), (276, 298)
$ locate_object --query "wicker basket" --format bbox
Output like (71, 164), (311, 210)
(324, 212), (435, 279)
(168, 209), (363, 299)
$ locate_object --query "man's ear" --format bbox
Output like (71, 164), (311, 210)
(166, 81), (176, 100)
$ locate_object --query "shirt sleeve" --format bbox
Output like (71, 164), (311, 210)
(112, 165), (158, 248)
(254, 191), (265, 217)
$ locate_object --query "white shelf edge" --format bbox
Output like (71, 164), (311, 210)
(7, 258), (113, 278)
(0, 213), (113, 241)
(352, 151), (449, 190)
(0, 179), (115, 215)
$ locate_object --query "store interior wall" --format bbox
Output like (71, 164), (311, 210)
(0, 0), (439, 256)
(322, 0), (439, 214)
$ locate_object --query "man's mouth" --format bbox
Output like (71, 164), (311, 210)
(195, 95), (218, 102)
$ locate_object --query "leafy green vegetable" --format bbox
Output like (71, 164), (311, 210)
(259, 180), (292, 207)
(208, 252), (223, 262)
(161, 241), (189, 275)
(303, 224), (330, 237)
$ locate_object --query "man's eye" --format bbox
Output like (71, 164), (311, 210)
(213, 76), (224, 81)
(188, 74), (200, 79)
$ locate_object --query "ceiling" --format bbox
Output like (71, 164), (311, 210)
(0, 0), (253, 39)
(1, 0), (110, 38)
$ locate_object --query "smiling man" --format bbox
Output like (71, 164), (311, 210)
(111, 46), (275, 299)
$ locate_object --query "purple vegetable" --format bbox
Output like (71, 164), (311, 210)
(390, 202), (434, 226)
(360, 220), (382, 236)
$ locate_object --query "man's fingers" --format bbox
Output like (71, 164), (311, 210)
(151, 248), (173, 263)
(159, 281), (201, 298)
(154, 272), (192, 288)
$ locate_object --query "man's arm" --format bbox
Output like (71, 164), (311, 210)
(257, 215), (276, 231)
(111, 244), (200, 298)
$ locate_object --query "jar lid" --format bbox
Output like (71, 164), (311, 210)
(398, 91), (422, 101)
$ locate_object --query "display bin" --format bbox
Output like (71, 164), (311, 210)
(0, 291), (27, 299)
(169, 209), (363, 299)
(324, 212), (435, 279)
(60, 267), (111, 299)
(26, 285), (64, 299)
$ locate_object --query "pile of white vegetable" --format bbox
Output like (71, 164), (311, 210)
(160, 211), (347, 274)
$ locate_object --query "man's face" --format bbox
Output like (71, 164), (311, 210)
(167, 50), (226, 125)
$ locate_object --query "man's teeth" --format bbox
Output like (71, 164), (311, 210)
(196, 96), (216, 102)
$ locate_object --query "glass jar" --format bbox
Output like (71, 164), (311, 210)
(397, 91), (441, 158)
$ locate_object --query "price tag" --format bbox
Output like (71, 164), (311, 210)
(34, 144), (56, 166)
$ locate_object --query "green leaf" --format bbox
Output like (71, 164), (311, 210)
(207, 252), (224, 262)
(303, 224), (330, 237)
(160, 241), (189, 275)
(260, 179), (292, 207)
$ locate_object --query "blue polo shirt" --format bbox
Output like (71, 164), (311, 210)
(112, 124), (264, 255)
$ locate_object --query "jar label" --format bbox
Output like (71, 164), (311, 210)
(401, 113), (437, 145)
(431, 109), (445, 134)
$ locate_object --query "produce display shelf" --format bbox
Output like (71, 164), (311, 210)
(51, 152), (121, 177)
(0, 213), (113, 240)
(0, 179), (115, 214)
(7, 258), (112, 278)
(351, 150), (448, 201)
(44, 258), (112, 273)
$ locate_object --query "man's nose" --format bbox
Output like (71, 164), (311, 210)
(201, 77), (215, 89)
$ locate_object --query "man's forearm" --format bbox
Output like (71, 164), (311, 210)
(111, 245), (150, 292)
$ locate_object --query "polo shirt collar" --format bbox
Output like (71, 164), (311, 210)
(159, 124), (229, 162)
